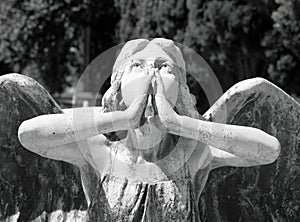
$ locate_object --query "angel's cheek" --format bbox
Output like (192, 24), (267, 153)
(160, 74), (179, 108)
(121, 72), (148, 107)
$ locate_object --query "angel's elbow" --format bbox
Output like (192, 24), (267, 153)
(18, 120), (40, 150)
(263, 136), (281, 164)
(271, 137), (281, 161)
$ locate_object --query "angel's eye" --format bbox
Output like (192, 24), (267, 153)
(159, 63), (172, 73)
(133, 63), (141, 68)
(131, 62), (144, 70)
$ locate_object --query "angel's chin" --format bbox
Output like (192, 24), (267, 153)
(139, 115), (154, 129)
(138, 114), (157, 136)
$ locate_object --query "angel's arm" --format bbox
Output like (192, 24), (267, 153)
(208, 146), (263, 169)
(169, 116), (281, 166)
(17, 107), (123, 167)
(18, 105), (143, 168)
(18, 106), (129, 148)
(153, 73), (280, 167)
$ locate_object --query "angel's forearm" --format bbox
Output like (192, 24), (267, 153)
(169, 115), (280, 164)
(18, 107), (129, 148)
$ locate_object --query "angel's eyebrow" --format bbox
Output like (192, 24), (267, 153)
(131, 58), (146, 63)
(155, 57), (171, 62)
(154, 57), (172, 68)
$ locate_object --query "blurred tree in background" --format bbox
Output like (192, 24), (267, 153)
(0, 0), (299, 101)
(0, 0), (118, 94)
(184, 0), (276, 90)
(114, 0), (188, 42)
(263, 0), (300, 95)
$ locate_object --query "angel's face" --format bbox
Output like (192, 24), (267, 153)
(120, 44), (179, 115)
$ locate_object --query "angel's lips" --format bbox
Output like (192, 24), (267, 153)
(145, 97), (155, 117)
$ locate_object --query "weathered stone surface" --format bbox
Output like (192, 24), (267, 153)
(202, 78), (300, 221)
(0, 74), (87, 221)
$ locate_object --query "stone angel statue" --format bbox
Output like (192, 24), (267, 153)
(0, 38), (299, 221)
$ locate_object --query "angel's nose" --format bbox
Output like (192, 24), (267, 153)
(147, 65), (155, 76)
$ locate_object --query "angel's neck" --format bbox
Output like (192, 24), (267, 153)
(124, 124), (169, 163)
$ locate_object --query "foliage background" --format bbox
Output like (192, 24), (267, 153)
(1, 0), (299, 111)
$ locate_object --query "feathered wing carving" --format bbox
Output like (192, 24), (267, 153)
(200, 78), (300, 221)
(0, 74), (88, 221)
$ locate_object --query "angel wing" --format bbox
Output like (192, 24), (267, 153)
(0, 74), (89, 221)
(199, 77), (300, 221)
